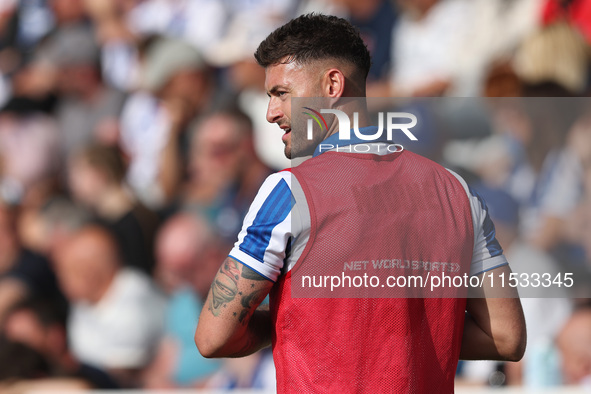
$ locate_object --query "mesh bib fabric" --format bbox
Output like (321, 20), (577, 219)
(271, 150), (474, 393)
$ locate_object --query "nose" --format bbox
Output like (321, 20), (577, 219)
(266, 97), (282, 124)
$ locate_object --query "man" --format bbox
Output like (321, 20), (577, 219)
(119, 36), (215, 206)
(3, 298), (119, 388)
(184, 109), (272, 240)
(195, 13), (526, 392)
(145, 213), (224, 388)
(557, 306), (591, 386)
(53, 225), (165, 387)
(148, 212), (275, 389)
(0, 203), (67, 325)
(67, 144), (160, 275)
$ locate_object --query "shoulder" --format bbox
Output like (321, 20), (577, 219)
(261, 169), (293, 188)
(248, 170), (296, 210)
(396, 150), (468, 188)
(111, 268), (163, 304)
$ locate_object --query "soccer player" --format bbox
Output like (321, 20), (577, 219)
(195, 13), (526, 392)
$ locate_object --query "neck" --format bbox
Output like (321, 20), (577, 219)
(89, 269), (117, 305)
(325, 97), (370, 138)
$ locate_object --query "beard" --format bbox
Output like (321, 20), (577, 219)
(287, 127), (324, 159)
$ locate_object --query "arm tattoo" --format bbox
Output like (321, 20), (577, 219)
(209, 258), (240, 316)
(208, 258), (271, 326)
(238, 288), (266, 324)
(237, 266), (269, 323)
(241, 288), (265, 309)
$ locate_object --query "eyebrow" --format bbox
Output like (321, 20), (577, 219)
(267, 85), (283, 97)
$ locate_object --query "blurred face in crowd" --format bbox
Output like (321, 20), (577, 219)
(557, 310), (591, 384)
(54, 227), (119, 303)
(3, 309), (65, 359)
(265, 60), (325, 159)
(57, 64), (101, 98)
(50, 0), (86, 25)
(160, 70), (209, 125)
(190, 114), (247, 186)
(156, 217), (200, 292)
(4, 309), (45, 350)
(67, 157), (107, 208)
(155, 215), (222, 298)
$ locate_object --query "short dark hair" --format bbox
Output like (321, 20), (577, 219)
(8, 297), (68, 328)
(254, 13), (371, 80)
(0, 337), (51, 381)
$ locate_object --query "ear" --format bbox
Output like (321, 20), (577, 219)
(322, 68), (346, 99)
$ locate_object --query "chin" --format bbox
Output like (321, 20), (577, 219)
(284, 143), (292, 159)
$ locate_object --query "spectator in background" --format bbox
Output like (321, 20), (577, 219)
(154, 213), (225, 299)
(337, 0), (397, 82)
(36, 23), (126, 156)
(83, 0), (142, 92)
(0, 0), (54, 80)
(513, 99), (584, 254)
(0, 105), (60, 206)
(53, 225), (165, 387)
(456, 98), (582, 387)
(67, 144), (159, 275)
(119, 36), (215, 207)
(482, 61), (523, 97)
(557, 306), (591, 386)
(148, 212), (276, 389)
(3, 298), (119, 388)
(127, 0), (227, 60)
(0, 24), (62, 207)
(0, 337), (92, 392)
(145, 213), (225, 388)
(17, 196), (90, 258)
(451, 0), (541, 96)
(513, 21), (589, 96)
(385, 0), (471, 97)
(0, 202), (66, 326)
(48, 0), (87, 27)
(0, 337), (51, 383)
(182, 110), (271, 240)
(565, 113), (591, 267)
(370, 0), (542, 98)
(450, 101), (585, 255)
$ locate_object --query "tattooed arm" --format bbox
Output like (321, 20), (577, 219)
(195, 257), (275, 358)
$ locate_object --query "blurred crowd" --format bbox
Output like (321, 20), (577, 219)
(0, 0), (590, 391)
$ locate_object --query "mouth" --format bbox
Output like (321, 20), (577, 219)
(281, 127), (291, 142)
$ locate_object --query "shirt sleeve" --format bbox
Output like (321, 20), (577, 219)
(446, 169), (509, 276)
(229, 171), (294, 282)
